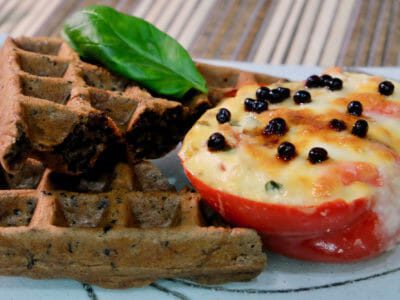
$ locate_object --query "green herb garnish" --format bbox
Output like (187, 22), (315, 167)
(265, 180), (283, 192)
(62, 5), (208, 99)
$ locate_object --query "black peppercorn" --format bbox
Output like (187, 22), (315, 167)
(347, 101), (363, 116)
(244, 98), (257, 111)
(320, 74), (333, 87)
(207, 132), (226, 151)
(305, 75), (322, 88)
(308, 147), (329, 164)
(328, 78), (343, 91)
(268, 89), (284, 103)
(263, 118), (287, 136)
(351, 120), (368, 138)
(329, 119), (347, 131)
(216, 108), (231, 123)
(255, 100), (268, 113)
(378, 81), (394, 96)
(277, 87), (291, 99)
(268, 87), (290, 103)
(244, 98), (268, 113)
(277, 141), (296, 161)
(293, 90), (312, 104)
(256, 86), (270, 101)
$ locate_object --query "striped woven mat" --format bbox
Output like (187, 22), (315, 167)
(0, 0), (399, 66)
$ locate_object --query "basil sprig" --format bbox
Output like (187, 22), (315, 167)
(62, 5), (208, 98)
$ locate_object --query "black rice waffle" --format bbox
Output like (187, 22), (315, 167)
(0, 160), (266, 288)
(0, 37), (284, 174)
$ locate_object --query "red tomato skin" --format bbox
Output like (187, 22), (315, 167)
(185, 169), (370, 237)
(262, 210), (383, 262)
(183, 168), (387, 262)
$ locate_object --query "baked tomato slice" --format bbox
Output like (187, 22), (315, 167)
(179, 72), (400, 263)
(184, 168), (394, 262)
(262, 210), (382, 262)
(185, 167), (370, 236)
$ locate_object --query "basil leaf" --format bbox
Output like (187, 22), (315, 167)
(62, 5), (208, 98)
(265, 180), (283, 192)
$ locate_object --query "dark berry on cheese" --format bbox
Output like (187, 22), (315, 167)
(277, 87), (291, 99)
(207, 132), (226, 151)
(244, 98), (257, 111)
(305, 75), (322, 88)
(268, 89), (284, 103)
(347, 101), (363, 116)
(329, 119), (347, 131)
(216, 108), (231, 124)
(293, 90), (312, 104)
(351, 119), (368, 138)
(277, 141), (296, 161)
(320, 74), (333, 87)
(268, 87), (290, 103)
(378, 81), (394, 96)
(328, 78), (343, 91)
(244, 98), (268, 113)
(255, 100), (268, 113)
(308, 147), (329, 164)
(263, 118), (287, 136)
(256, 87), (270, 101)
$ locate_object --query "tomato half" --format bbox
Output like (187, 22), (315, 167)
(184, 168), (391, 262)
(262, 210), (382, 262)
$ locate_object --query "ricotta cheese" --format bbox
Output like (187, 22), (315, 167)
(181, 72), (400, 209)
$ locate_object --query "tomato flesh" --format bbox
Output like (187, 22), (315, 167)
(184, 168), (391, 262)
(263, 210), (382, 262)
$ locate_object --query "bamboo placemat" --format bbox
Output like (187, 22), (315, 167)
(0, 0), (398, 66)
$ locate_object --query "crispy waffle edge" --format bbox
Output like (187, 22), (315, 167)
(0, 160), (266, 288)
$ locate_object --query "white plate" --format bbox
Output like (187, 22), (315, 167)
(1, 58), (400, 300)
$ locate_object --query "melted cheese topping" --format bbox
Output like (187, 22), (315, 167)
(180, 72), (400, 210)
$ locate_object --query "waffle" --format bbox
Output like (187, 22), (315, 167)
(0, 160), (266, 288)
(0, 37), (284, 175)
(196, 62), (288, 105)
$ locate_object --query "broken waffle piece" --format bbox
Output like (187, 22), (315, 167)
(0, 37), (120, 174)
(0, 36), (185, 173)
(0, 37), (283, 173)
(0, 161), (266, 288)
(0, 159), (44, 190)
